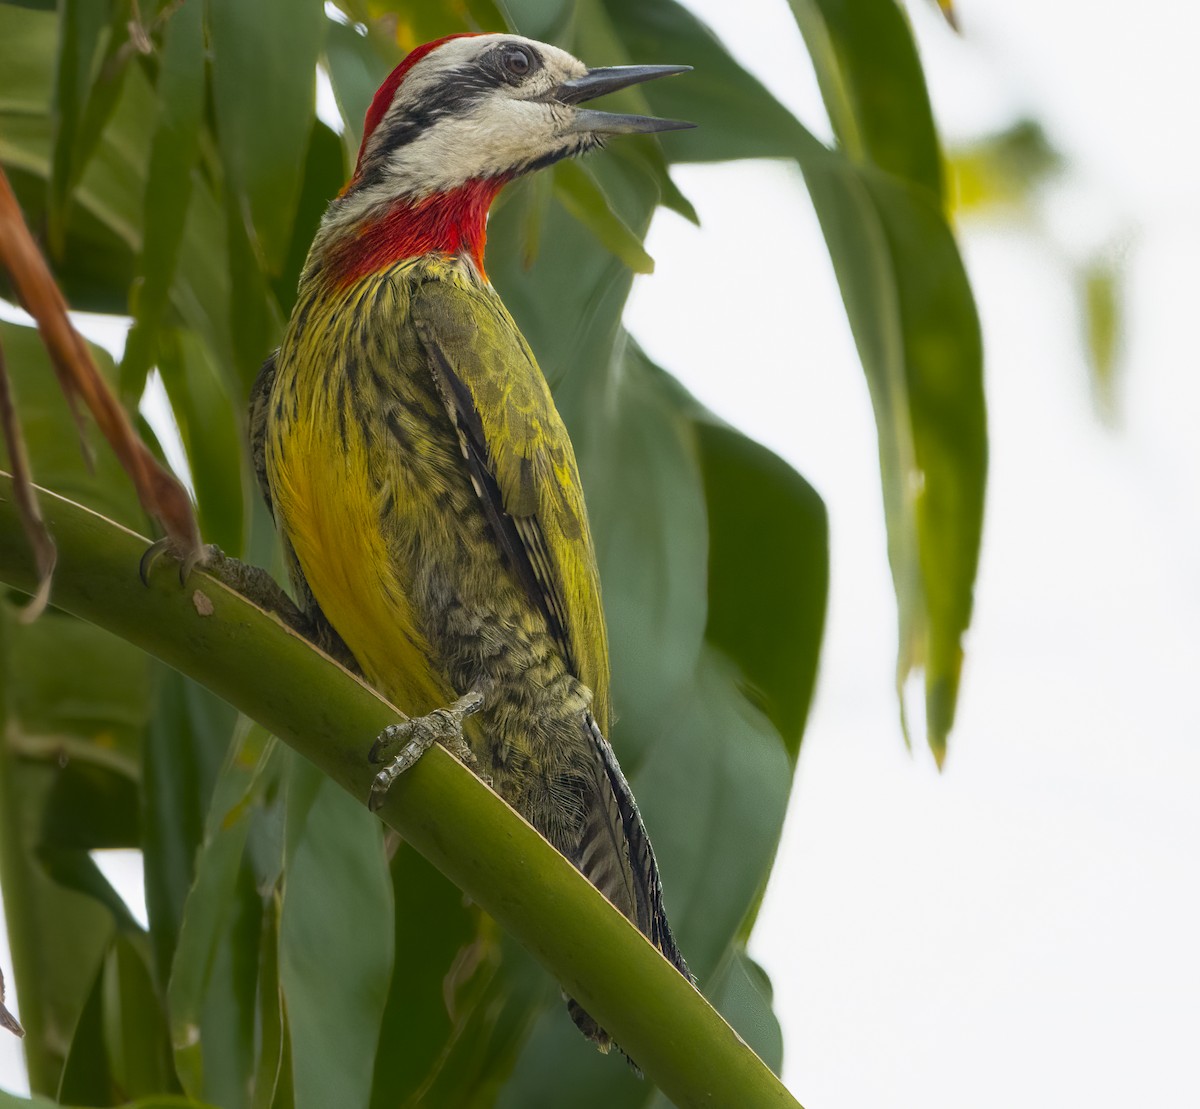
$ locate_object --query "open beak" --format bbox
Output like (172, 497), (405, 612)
(553, 64), (695, 135)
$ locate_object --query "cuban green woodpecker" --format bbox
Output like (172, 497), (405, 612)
(250, 33), (693, 1048)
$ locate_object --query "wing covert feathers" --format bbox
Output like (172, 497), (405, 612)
(408, 280), (611, 731)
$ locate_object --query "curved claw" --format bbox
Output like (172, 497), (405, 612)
(369, 720), (410, 765)
(138, 539), (217, 587)
(179, 542), (214, 585)
(138, 538), (171, 586)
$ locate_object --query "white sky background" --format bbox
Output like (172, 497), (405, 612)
(3, 0), (1200, 1105)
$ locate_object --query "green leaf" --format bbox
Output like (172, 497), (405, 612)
(0, 320), (143, 527)
(142, 669), (237, 988)
(156, 330), (246, 556)
(702, 950), (783, 1077)
(100, 934), (176, 1100)
(503, 0), (574, 39)
(788, 0), (944, 201)
(122, 0), (205, 398)
(603, 0), (813, 164)
(270, 123), (348, 319)
(249, 891), (284, 1109)
(224, 188), (285, 395)
(0, 2), (55, 119)
(600, 0), (986, 757)
(367, 847), (491, 1108)
(580, 345), (709, 717)
(279, 760), (392, 1109)
(57, 953), (115, 1105)
(49, 0), (118, 251)
(321, 18), (393, 161)
(694, 421), (828, 761)
(946, 120), (1062, 215)
(206, 0), (326, 272)
(552, 160), (655, 274)
(411, 935), (550, 1109)
(1082, 256), (1121, 424)
(167, 724), (276, 1107)
(5, 610), (149, 759)
(0, 1093), (220, 1109)
(39, 759), (139, 852)
(804, 159), (985, 757)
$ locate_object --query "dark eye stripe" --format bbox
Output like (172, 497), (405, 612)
(354, 44), (546, 176)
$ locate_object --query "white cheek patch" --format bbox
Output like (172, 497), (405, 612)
(321, 36), (591, 233)
(379, 100), (572, 195)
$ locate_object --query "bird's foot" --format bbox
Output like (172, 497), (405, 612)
(138, 540), (310, 636)
(138, 536), (214, 587)
(368, 691), (484, 811)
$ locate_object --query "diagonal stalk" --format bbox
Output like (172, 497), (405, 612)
(0, 474), (802, 1109)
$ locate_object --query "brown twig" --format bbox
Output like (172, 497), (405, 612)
(0, 166), (199, 598)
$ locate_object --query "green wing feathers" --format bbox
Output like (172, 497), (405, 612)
(410, 280), (612, 732)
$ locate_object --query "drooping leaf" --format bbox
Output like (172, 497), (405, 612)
(603, 0), (986, 758)
(142, 668), (238, 989)
(787, 0), (944, 201)
(552, 160), (655, 274)
(156, 330), (246, 556)
(278, 760), (392, 1109)
(167, 724), (277, 1108)
(48, 0), (125, 252)
(121, 0), (205, 398)
(702, 949), (783, 1077)
(367, 846), (492, 1109)
(57, 953), (115, 1105)
(694, 420), (828, 761)
(206, 0), (326, 273)
(249, 890), (284, 1109)
(805, 159), (985, 757)
(270, 123), (347, 319)
(603, 0), (812, 165)
(100, 934), (176, 1101)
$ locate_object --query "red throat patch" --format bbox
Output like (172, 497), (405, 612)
(352, 33), (483, 180)
(325, 176), (509, 285)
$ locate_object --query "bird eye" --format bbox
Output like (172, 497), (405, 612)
(503, 45), (533, 78)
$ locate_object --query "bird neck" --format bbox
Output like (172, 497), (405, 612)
(320, 176), (509, 286)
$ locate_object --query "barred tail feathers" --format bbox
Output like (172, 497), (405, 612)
(565, 713), (691, 1053)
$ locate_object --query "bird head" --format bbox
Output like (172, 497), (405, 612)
(315, 34), (690, 279)
(346, 33), (691, 200)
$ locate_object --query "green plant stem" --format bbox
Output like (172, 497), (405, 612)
(0, 474), (802, 1109)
